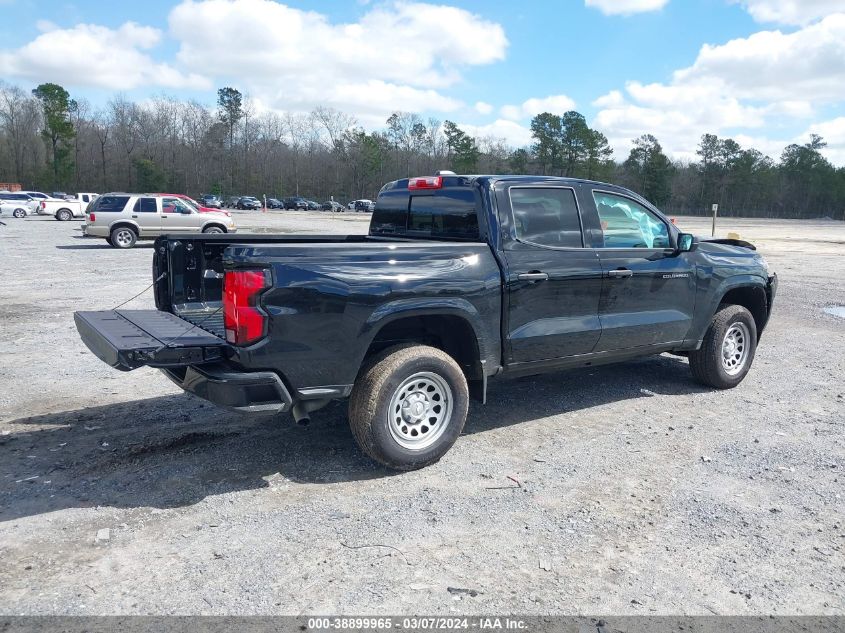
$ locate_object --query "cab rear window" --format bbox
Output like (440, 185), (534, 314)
(371, 188), (479, 240)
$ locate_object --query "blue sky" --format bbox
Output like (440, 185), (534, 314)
(1, 0), (844, 163)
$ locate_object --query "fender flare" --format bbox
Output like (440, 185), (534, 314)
(108, 220), (141, 235)
(359, 297), (492, 369)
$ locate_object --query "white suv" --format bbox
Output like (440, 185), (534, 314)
(83, 193), (237, 248)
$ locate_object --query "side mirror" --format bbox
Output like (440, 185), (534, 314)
(678, 233), (695, 252)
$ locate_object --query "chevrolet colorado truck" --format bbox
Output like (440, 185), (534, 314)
(74, 174), (777, 470)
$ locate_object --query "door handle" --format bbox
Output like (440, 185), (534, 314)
(608, 269), (633, 278)
(131, 215), (138, 218)
(518, 272), (549, 281)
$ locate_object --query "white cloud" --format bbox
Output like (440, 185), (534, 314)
(459, 119), (533, 147)
(0, 22), (211, 90)
(474, 101), (493, 115)
(500, 94), (577, 120)
(675, 14), (845, 104)
(169, 0), (507, 116)
(585, 0), (669, 16)
(592, 14), (845, 161)
(730, 0), (845, 25)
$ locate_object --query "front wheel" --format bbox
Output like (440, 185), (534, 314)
(12, 208), (26, 218)
(348, 345), (469, 470)
(689, 304), (758, 389)
(202, 226), (225, 234)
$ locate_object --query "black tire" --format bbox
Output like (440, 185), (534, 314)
(56, 209), (72, 221)
(689, 304), (757, 389)
(203, 225), (225, 234)
(110, 226), (137, 249)
(348, 345), (469, 470)
(12, 208), (26, 218)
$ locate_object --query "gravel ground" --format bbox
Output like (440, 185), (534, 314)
(0, 211), (842, 615)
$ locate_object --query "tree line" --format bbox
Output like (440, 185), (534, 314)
(1, 81), (843, 219)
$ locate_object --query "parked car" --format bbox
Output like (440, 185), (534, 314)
(353, 199), (375, 212)
(321, 201), (345, 212)
(153, 193), (226, 216)
(305, 200), (321, 211)
(222, 196), (240, 208)
(283, 196), (307, 210)
(37, 192), (99, 220)
(266, 198), (284, 209)
(198, 194), (222, 209)
(74, 173), (777, 470)
(82, 193), (236, 248)
(237, 196), (262, 210)
(22, 191), (58, 202)
(0, 192), (39, 218)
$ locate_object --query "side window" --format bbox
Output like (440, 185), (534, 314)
(510, 187), (583, 248)
(593, 192), (670, 249)
(94, 195), (130, 212)
(163, 198), (192, 214)
(133, 197), (158, 213)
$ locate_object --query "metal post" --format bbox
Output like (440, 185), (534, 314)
(711, 204), (719, 237)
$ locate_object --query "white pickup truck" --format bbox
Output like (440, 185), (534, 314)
(38, 193), (99, 221)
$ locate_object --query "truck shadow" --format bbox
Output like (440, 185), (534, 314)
(1, 355), (705, 522)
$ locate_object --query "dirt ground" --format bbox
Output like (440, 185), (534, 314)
(0, 210), (842, 615)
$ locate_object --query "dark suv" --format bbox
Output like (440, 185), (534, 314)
(283, 197), (307, 210)
(199, 194), (222, 208)
(236, 196), (262, 210)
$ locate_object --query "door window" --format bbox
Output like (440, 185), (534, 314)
(593, 192), (670, 249)
(162, 198), (193, 214)
(133, 197), (158, 213)
(510, 187), (583, 248)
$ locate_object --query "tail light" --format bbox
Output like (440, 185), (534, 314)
(89, 213), (96, 222)
(40, 201), (46, 210)
(223, 269), (270, 345)
(408, 176), (442, 190)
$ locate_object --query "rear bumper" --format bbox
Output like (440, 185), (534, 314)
(161, 365), (292, 415)
(75, 309), (293, 414)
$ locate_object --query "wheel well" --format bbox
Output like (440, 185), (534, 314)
(720, 285), (767, 334)
(364, 315), (483, 381)
(203, 223), (227, 232)
(110, 222), (138, 235)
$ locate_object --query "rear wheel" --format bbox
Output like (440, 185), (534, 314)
(110, 227), (137, 249)
(12, 208), (26, 218)
(56, 209), (72, 221)
(689, 304), (757, 389)
(348, 345), (469, 470)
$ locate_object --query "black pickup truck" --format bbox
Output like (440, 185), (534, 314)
(75, 174), (777, 470)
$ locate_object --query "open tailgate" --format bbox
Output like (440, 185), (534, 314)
(74, 309), (228, 371)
